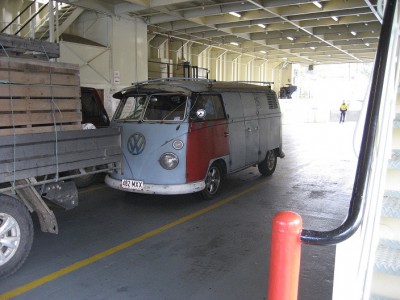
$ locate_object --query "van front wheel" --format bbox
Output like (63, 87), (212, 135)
(200, 163), (222, 200)
(258, 150), (277, 176)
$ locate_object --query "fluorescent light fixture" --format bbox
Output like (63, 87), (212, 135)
(230, 42), (239, 46)
(260, 50), (267, 54)
(287, 36), (294, 41)
(331, 16), (338, 22)
(312, 1), (322, 8)
(257, 24), (266, 29)
(351, 31), (357, 36)
(229, 12), (241, 18)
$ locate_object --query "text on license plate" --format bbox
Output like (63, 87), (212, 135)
(121, 179), (144, 190)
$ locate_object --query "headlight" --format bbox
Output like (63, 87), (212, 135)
(172, 139), (184, 150)
(159, 152), (179, 170)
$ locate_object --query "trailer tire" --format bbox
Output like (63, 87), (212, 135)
(0, 194), (33, 279)
(72, 174), (96, 188)
(71, 167), (97, 188)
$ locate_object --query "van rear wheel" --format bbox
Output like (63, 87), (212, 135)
(258, 150), (277, 176)
(200, 163), (222, 200)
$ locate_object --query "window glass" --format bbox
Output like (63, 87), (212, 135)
(190, 94), (225, 121)
(114, 95), (147, 121)
(143, 94), (187, 121)
(81, 92), (100, 118)
(113, 94), (187, 122)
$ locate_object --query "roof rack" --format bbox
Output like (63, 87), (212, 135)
(131, 77), (214, 86)
(225, 81), (274, 85)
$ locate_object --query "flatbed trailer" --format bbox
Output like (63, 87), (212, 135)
(0, 33), (121, 278)
(0, 127), (121, 278)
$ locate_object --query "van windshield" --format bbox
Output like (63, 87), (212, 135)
(114, 95), (147, 121)
(113, 94), (187, 122)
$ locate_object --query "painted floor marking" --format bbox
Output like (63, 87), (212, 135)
(0, 180), (267, 299)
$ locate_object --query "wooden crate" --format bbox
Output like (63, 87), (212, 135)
(0, 56), (82, 136)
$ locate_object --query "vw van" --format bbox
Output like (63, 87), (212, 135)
(105, 79), (284, 199)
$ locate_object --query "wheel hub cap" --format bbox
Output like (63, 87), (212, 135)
(0, 213), (21, 266)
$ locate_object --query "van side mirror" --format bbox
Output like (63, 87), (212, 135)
(196, 109), (206, 119)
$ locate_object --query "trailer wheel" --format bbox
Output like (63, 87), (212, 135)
(71, 167), (96, 188)
(258, 150), (277, 176)
(0, 195), (33, 279)
(200, 163), (223, 200)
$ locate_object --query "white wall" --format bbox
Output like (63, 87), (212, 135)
(111, 17), (148, 85)
(60, 12), (147, 115)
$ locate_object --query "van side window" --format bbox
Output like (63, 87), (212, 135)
(191, 94), (225, 121)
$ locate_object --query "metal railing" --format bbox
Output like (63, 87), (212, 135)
(268, 1), (398, 299)
(148, 60), (209, 80)
(300, 0), (397, 245)
(11, 2), (48, 36)
(1, 1), (36, 34)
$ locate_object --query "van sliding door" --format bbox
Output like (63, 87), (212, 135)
(222, 92), (246, 171)
(239, 92), (260, 165)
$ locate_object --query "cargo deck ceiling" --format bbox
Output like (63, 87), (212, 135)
(61, 0), (382, 65)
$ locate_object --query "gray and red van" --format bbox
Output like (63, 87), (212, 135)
(105, 79), (284, 199)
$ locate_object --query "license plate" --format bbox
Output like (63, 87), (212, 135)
(121, 179), (144, 190)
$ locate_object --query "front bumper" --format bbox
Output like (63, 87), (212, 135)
(105, 175), (205, 195)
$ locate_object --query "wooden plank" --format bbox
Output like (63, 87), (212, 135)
(0, 98), (81, 112)
(0, 57), (78, 74)
(0, 111), (82, 127)
(0, 124), (81, 136)
(0, 70), (80, 86)
(0, 33), (60, 58)
(0, 84), (80, 98)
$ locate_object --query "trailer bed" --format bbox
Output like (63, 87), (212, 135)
(0, 127), (121, 189)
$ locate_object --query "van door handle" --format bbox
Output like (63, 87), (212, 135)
(224, 132), (230, 137)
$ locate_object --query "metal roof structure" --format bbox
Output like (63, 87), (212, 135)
(62, 0), (382, 65)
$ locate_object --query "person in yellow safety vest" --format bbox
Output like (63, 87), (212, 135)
(339, 101), (348, 123)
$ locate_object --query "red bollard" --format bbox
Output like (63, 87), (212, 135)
(268, 211), (302, 300)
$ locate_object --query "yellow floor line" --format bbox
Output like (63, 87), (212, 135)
(0, 180), (267, 300)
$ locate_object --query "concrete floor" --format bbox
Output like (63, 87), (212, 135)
(0, 122), (358, 300)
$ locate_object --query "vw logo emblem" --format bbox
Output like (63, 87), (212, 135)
(127, 133), (146, 155)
